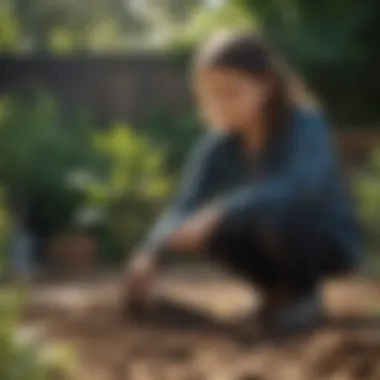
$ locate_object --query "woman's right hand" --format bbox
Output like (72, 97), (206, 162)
(122, 249), (157, 305)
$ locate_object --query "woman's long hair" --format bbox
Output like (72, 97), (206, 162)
(193, 30), (318, 134)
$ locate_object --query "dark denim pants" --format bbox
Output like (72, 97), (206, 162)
(206, 207), (352, 296)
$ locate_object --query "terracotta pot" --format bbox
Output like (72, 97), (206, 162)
(47, 232), (97, 276)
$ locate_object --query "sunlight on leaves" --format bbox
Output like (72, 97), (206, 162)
(89, 123), (172, 248)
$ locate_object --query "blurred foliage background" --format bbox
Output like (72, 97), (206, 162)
(0, 0), (379, 270)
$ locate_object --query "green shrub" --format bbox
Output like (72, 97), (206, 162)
(0, 91), (99, 238)
(354, 147), (380, 251)
(83, 123), (173, 258)
(0, 289), (77, 380)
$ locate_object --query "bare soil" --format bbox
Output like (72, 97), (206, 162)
(23, 269), (380, 380)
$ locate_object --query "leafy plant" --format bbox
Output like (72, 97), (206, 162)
(82, 124), (173, 255)
(0, 91), (97, 238)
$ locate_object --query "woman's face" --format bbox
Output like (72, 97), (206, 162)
(195, 67), (271, 132)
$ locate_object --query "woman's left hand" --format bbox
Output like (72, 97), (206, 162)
(166, 206), (223, 253)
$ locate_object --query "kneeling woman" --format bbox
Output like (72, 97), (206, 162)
(123, 31), (361, 329)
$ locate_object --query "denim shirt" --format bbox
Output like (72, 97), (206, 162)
(142, 107), (361, 265)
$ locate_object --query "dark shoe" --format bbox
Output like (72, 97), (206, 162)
(263, 291), (325, 334)
(257, 284), (291, 321)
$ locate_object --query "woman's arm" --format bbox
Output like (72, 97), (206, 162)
(139, 133), (221, 258)
(125, 134), (221, 304)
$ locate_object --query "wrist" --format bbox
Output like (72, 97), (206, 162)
(138, 243), (167, 266)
